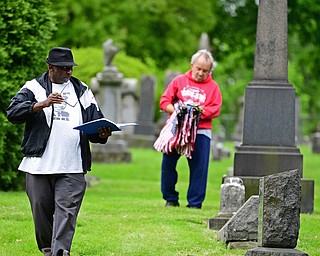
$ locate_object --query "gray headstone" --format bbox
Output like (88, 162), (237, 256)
(218, 177), (245, 218)
(94, 39), (123, 123)
(121, 78), (139, 135)
(208, 176), (245, 230)
(301, 179), (315, 214)
(91, 140), (131, 163)
(134, 76), (156, 136)
(211, 142), (223, 161)
(217, 196), (259, 243)
(211, 142), (231, 161)
(311, 132), (320, 153)
(258, 169), (301, 248)
(90, 39), (132, 162)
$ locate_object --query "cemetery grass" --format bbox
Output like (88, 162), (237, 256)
(0, 144), (319, 256)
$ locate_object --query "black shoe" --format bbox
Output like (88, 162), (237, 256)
(165, 201), (180, 207)
(187, 205), (201, 209)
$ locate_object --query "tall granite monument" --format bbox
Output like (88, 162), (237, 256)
(233, 0), (314, 213)
(91, 39), (132, 162)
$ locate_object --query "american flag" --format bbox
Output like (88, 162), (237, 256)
(153, 101), (202, 159)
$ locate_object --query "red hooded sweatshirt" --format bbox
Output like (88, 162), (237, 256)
(160, 70), (222, 130)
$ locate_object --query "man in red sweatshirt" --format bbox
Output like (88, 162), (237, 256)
(159, 49), (222, 209)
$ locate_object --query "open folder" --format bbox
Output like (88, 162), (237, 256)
(74, 118), (137, 134)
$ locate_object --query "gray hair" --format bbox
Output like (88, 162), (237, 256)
(190, 49), (217, 73)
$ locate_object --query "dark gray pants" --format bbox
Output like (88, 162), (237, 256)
(26, 173), (86, 256)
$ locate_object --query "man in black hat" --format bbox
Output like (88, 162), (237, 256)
(7, 47), (111, 256)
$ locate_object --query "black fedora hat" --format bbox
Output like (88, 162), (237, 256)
(46, 47), (78, 66)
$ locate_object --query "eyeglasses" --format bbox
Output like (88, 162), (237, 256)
(58, 83), (78, 107)
(57, 66), (73, 71)
(64, 100), (78, 107)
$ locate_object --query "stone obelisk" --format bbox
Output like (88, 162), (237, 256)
(233, 0), (314, 213)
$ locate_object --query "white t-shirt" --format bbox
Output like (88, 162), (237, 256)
(19, 81), (84, 174)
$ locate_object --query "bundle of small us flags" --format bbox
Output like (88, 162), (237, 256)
(153, 101), (202, 159)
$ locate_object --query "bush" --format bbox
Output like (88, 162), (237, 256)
(0, 0), (56, 190)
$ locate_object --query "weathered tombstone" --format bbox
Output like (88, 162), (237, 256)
(131, 75), (156, 147)
(211, 141), (223, 161)
(246, 169), (308, 255)
(219, 177), (245, 217)
(211, 141), (231, 161)
(208, 177), (245, 230)
(93, 39), (123, 123)
(121, 78), (139, 136)
(134, 76), (156, 136)
(217, 196), (259, 249)
(91, 39), (131, 162)
(311, 132), (320, 153)
(233, 0), (314, 213)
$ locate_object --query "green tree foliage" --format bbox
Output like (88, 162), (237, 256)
(288, 0), (320, 133)
(52, 0), (216, 69)
(0, 0), (56, 190)
(72, 47), (160, 86)
(208, 0), (320, 135)
(209, 0), (258, 68)
(50, 0), (320, 135)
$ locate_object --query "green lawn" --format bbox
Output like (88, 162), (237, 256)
(0, 144), (318, 255)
